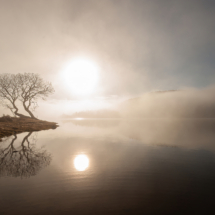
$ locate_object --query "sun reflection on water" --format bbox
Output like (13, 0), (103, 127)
(74, 154), (89, 171)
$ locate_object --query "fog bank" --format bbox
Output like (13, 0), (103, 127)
(120, 86), (215, 118)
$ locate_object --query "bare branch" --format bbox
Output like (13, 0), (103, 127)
(0, 73), (54, 118)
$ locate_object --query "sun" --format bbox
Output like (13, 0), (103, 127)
(74, 154), (89, 171)
(62, 57), (99, 95)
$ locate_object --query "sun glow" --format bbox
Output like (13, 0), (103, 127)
(74, 154), (89, 171)
(62, 58), (99, 95)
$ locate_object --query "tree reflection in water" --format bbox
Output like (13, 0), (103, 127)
(0, 132), (51, 178)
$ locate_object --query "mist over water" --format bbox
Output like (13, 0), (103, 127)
(1, 118), (215, 214)
(120, 86), (215, 118)
(23, 85), (215, 121)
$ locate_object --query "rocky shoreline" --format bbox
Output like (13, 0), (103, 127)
(0, 116), (58, 141)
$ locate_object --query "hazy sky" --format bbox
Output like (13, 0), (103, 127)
(1, 0), (215, 102)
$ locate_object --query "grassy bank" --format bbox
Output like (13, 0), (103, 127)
(0, 116), (58, 141)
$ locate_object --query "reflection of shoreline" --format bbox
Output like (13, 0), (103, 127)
(65, 118), (215, 151)
(0, 132), (51, 178)
(67, 119), (121, 128)
(119, 119), (215, 150)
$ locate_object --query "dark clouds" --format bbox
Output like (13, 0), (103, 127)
(0, 0), (215, 99)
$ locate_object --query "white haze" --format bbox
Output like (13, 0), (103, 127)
(120, 86), (215, 118)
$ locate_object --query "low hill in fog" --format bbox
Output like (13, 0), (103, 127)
(119, 88), (215, 118)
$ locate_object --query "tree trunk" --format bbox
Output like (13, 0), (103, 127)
(23, 101), (37, 119)
(12, 102), (29, 118)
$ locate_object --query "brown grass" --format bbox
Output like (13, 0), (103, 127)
(0, 116), (58, 141)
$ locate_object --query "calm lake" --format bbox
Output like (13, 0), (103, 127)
(1, 119), (215, 215)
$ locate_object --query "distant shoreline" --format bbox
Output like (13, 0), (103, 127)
(0, 116), (58, 141)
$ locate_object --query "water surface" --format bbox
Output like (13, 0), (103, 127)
(1, 119), (215, 214)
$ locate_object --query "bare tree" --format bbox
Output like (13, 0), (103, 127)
(0, 73), (54, 118)
(16, 73), (54, 119)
